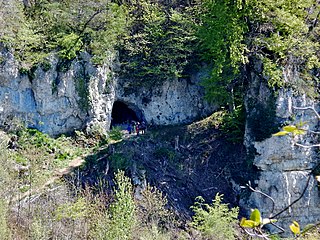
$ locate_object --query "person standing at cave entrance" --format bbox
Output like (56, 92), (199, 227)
(127, 122), (132, 134)
(136, 122), (140, 136)
(132, 121), (136, 135)
(140, 121), (146, 134)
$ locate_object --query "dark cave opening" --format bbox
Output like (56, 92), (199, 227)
(111, 101), (141, 126)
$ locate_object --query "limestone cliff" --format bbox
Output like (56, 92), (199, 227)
(243, 60), (320, 233)
(0, 47), (214, 135)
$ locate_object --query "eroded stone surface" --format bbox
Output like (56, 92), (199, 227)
(0, 47), (213, 135)
(243, 64), (320, 234)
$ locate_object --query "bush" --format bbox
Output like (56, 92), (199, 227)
(110, 153), (129, 171)
(137, 184), (173, 228)
(154, 147), (176, 162)
(109, 126), (123, 141)
(90, 170), (136, 240)
(191, 193), (239, 240)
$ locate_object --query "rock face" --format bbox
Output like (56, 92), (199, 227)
(0, 47), (214, 135)
(243, 61), (320, 234)
(115, 71), (213, 126)
(0, 49), (95, 135)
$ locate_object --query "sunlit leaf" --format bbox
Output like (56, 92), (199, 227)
(240, 218), (256, 228)
(293, 129), (306, 136)
(273, 131), (289, 136)
(296, 121), (307, 128)
(290, 221), (300, 235)
(249, 209), (261, 226)
(283, 125), (297, 132)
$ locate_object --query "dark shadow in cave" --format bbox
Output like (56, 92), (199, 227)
(111, 101), (144, 127)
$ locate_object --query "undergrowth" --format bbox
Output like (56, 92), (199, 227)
(0, 126), (246, 239)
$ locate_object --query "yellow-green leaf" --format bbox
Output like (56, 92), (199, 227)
(273, 131), (289, 136)
(283, 125), (297, 132)
(240, 218), (256, 228)
(293, 129), (306, 136)
(290, 221), (300, 235)
(250, 209), (261, 226)
(296, 121), (307, 128)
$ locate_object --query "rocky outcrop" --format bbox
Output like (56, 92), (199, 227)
(116, 70), (214, 126)
(0, 47), (213, 135)
(0, 49), (104, 135)
(243, 61), (320, 234)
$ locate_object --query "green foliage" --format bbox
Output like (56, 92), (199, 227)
(191, 193), (239, 240)
(57, 33), (83, 60)
(197, 0), (320, 106)
(273, 121), (307, 137)
(240, 208), (277, 239)
(1, 0), (129, 69)
(0, 0), (46, 69)
(109, 153), (129, 171)
(11, 128), (86, 192)
(120, 0), (197, 85)
(197, 0), (248, 105)
(40, 59), (52, 71)
(55, 197), (88, 221)
(138, 184), (173, 228)
(220, 106), (246, 143)
(154, 147), (176, 162)
(74, 76), (90, 112)
(110, 126), (124, 141)
(248, 0), (320, 90)
(108, 170), (136, 240)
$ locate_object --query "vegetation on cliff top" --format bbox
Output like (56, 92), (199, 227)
(1, 0), (319, 108)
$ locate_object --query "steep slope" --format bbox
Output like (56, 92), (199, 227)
(70, 114), (250, 219)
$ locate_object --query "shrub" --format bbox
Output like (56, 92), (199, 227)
(137, 184), (173, 228)
(90, 170), (136, 240)
(109, 153), (129, 171)
(154, 147), (176, 162)
(191, 193), (239, 240)
(109, 126), (123, 141)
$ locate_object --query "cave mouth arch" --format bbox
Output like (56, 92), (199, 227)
(111, 101), (144, 127)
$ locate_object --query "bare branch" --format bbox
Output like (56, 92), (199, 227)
(308, 130), (320, 135)
(294, 143), (320, 148)
(293, 106), (320, 119)
(242, 228), (271, 239)
(270, 174), (312, 219)
(246, 182), (276, 215)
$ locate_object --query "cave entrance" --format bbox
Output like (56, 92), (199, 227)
(111, 101), (143, 127)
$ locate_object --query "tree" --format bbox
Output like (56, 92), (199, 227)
(1, 0), (129, 69)
(196, 0), (320, 106)
(196, 0), (248, 106)
(191, 193), (239, 240)
(119, 0), (198, 85)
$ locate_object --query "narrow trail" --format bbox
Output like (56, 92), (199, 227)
(12, 155), (87, 203)
(11, 129), (139, 204)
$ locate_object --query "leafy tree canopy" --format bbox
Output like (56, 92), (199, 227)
(197, 0), (320, 106)
(1, 0), (129, 68)
(119, 0), (198, 85)
(1, 0), (319, 107)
